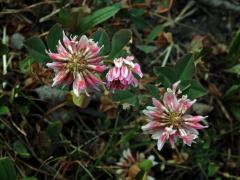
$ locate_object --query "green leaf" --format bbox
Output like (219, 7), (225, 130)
(224, 84), (240, 99)
(154, 66), (176, 87)
(154, 54), (198, 86)
(130, 8), (145, 17)
(109, 29), (132, 59)
(0, 106), (10, 115)
(208, 163), (219, 177)
(153, 54), (206, 98)
(131, 16), (148, 30)
(112, 90), (138, 107)
(91, 28), (110, 55)
(117, 128), (137, 145)
(45, 121), (63, 139)
(19, 56), (35, 73)
(139, 159), (153, 172)
(229, 28), (240, 63)
(136, 159), (153, 180)
(0, 157), (17, 180)
(225, 64), (240, 75)
(24, 37), (49, 63)
(144, 84), (160, 98)
(47, 24), (63, 52)
(175, 54), (195, 80)
(13, 140), (30, 159)
(71, 91), (91, 108)
(136, 45), (157, 54)
(145, 25), (163, 44)
(77, 3), (122, 34)
(228, 103), (240, 120)
(181, 80), (207, 99)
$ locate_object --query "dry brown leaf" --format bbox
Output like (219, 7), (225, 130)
(128, 164), (141, 179)
(23, 63), (53, 89)
(208, 83), (222, 97)
(157, 0), (174, 14)
(172, 152), (189, 164)
(100, 94), (119, 119)
(155, 32), (173, 48)
(131, 0), (152, 8)
(139, 74), (156, 90)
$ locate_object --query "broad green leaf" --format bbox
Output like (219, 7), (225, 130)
(225, 64), (240, 75)
(35, 85), (66, 104)
(0, 157), (17, 180)
(91, 28), (110, 55)
(154, 53), (199, 87)
(145, 25), (163, 44)
(224, 84), (240, 99)
(47, 24), (63, 52)
(180, 80), (207, 99)
(229, 28), (240, 63)
(136, 45), (157, 54)
(77, 3), (122, 34)
(45, 121), (63, 139)
(24, 37), (49, 63)
(13, 140), (30, 159)
(228, 103), (240, 120)
(112, 90), (138, 107)
(208, 163), (219, 177)
(175, 54), (195, 80)
(57, 7), (71, 26)
(131, 16), (148, 30)
(109, 29), (132, 59)
(0, 106), (10, 115)
(130, 8), (145, 17)
(154, 66), (176, 87)
(144, 84), (160, 98)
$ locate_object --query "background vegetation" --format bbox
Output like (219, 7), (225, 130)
(0, 0), (240, 179)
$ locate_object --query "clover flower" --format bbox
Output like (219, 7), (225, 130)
(46, 31), (105, 96)
(142, 81), (208, 151)
(106, 56), (143, 91)
(115, 148), (157, 180)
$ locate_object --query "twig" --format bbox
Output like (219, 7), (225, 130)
(2, 26), (8, 88)
(39, 2), (71, 23)
(161, 44), (173, 67)
(0, 1), (57, 15)
(175, 1), (197, 23)
(196, 0), (240, 13)
(215, 98), (234, 142)
(75, 161), (95, 180)
(44, 102), (67, 117)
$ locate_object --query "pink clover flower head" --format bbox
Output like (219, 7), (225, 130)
(141, 81), (208, 151)
(106, 56), (143, 91)
(46, 31), (105, 96)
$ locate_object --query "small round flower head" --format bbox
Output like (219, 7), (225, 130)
(116, 148), (157, 180)
(141, 81), (208, 151)
(46, 31), (105, 96)
(106, 56), (143, 91)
